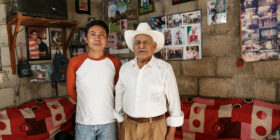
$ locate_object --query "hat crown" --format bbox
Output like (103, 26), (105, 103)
(136, 23), (152, 32)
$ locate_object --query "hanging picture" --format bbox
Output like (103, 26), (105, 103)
(150, 10), (202, 61)
(108, 0), (127, 33)
(207, 0), (227, 25)
(70, 45), (86, 57)
(88, 17), (96, 23)
(30, 63), (51, 83)
(76, 0), (91, 14)
(72, 28), (86, 45)
(26, 26), (51, 60)
(172, 0), (194, 5)
(107, 32), (117, 48)
(127, 10), (138, 20)
(109, 31), (130, 54)
(138, 0), (154, 15)
(50, 28), (63, 47)
(240, 0), (280, 62)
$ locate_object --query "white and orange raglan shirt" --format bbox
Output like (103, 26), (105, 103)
(66, 52), (121, 125)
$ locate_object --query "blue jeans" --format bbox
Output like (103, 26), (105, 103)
(75, 122), (117, 140)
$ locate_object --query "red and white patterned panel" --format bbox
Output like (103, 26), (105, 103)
(218, 104), (232, 118)
(189, 103), (206, 133)
(46, 101), (66, 127)
(19, 108), (35, 118)
(251, 106), (272, 139)
(0, 110), (11, 135)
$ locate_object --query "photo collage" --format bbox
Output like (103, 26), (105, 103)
(151, 10), (202, 61)
(241, 0), (280, 62)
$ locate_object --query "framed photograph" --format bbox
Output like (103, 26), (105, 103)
(108, 0), (127, 33)
(75, 0), (91, 14)
(72, 28), (86, 45)
(172, 0), (194, 5)
(88, 17), (95, 23)
(70, 45), (86, 57)
(30, 64), (51, 83)
(138, 0), (154, 15)
(26, 26), (51, 61)
(127, 10), (138, 20)
(50, 28), (63, 47)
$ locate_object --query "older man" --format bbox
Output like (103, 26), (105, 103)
(114, 23), (183, 140)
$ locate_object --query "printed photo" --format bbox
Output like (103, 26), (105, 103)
(163, 29), (172, 46)
(259, 39), (278, 50)
(241, 8), (258, 19)
(172, 27), (187, 45)
(240, 0), (258, 9)
(185, 46), (199, 60)
(30, 64), (51, 83)
(108, 0), (127, 33)
(150, 16), (166, 30)
(259, 27), (277, 40)
(242, 29), (259, 41)
(167, 14), (182, 28)
(242, 40), (262, 51)
(70, 46), (86, 57)
(258, 5), (277, 18)
(72, 28), (86, 45)
(167, 47), (183, 60)
(241, 19), (259, 30)
(26, 26), (51, 60)
(207, 0), (227, 25)
(50, 29), (63, 47)
(187, 24), (200, 45)
(258, 17), (277, 29)
(154, 48), (167, 60)
(182, 11), (200, 25)
(107, 32), (117, 48)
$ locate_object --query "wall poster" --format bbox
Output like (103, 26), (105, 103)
(207, 0), (227, 25)
(240, 0), (280, 62)
(151, 10), (202, 61)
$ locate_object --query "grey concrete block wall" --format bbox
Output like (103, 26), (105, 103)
(0, 0), (280, 111)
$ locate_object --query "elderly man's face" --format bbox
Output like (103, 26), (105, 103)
(133, 34), (156, 61)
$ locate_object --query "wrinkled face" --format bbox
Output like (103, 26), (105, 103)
(133, 34), (157, 61)
(85, 25), (107, 52)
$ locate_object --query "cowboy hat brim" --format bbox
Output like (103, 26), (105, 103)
(124, 30), (164, 53)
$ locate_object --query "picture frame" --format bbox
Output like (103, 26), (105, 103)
(127, 10), (138, 20)
(172, 0), (194, 5)
(26, 26), (51, 61)
(138, 0), (154, 15)
(50, 28), (63, 47)
(70, 45), (86, 57)
(30, 63), (51, 83)
(72, 28), (86, 45)
(75, 0), (91, 14)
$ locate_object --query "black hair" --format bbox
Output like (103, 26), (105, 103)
(86, 20), (109, 37)
(31, 30), (38, 34)
(212, 14), (217, 21)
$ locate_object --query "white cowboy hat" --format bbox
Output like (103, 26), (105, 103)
(124, 22), (164, 53)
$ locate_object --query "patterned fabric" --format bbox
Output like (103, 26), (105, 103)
(0, 97), (75, 140)
(175, 97), (280, 140)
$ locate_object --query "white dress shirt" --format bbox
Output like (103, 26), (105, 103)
(114, 56), (184, 127)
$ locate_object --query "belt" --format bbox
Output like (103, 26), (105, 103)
(127, 114), (165, 123)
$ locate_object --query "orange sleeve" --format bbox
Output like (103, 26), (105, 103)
(66, 58), (77, 102)
(108, 54), (122, 84)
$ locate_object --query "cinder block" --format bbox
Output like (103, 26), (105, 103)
(0, 25), (8, 46)
(254, 61), (280, 79)
(232, 75), (254, 98)
(0, 88), (15, 109)
(216, 57), (235, 76)
(177, 77), (197, 96)
(254, 80), (277, 102)
(182, 57), (215, 77)
(168, 61), (181, 76)
(199, 78), (234, 98)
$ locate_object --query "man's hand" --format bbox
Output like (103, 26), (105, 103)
(166, 127), (176, 140)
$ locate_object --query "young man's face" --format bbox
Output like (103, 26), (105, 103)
(31, 32), (38, 40)
(133, 34), (156, 61)
(85, 25), (107, 52)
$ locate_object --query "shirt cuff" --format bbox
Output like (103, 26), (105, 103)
(113, 111), (124, 122)
(166, 111), (184, 127)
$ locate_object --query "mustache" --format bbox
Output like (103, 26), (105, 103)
(136, 49), (148, 53)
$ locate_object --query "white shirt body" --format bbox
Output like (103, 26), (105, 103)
(114, 56), (183, 127)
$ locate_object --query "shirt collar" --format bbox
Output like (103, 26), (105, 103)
(131, 56), (157, 68)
